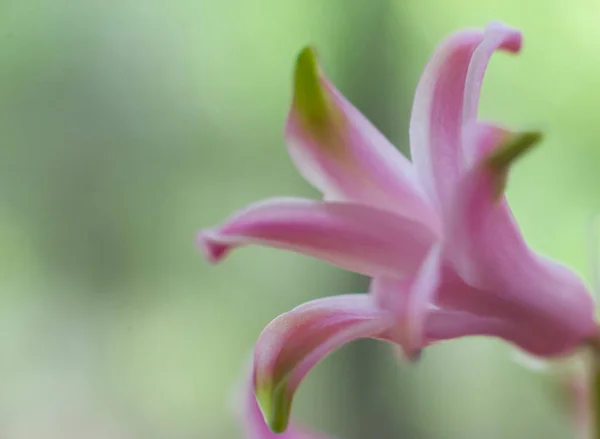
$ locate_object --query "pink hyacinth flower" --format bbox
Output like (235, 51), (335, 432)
(199, 22), (597, 432)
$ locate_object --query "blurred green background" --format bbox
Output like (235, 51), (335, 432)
(0, 0), (599, 438)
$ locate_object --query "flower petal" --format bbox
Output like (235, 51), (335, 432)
(369, 270), (532, 359)
(415, 267), (586, 354)
(369, 276), (417, 361)
(236, 362), (334, 439)
(406, 244), (444, 355)
(370, 276), (411, 319)
(462, 22), (523, 124)
(199, 198), (437, 277)
(286, 47), (437, 228)
(447, 129), (540, 285)
(445, 130), (596, 356)
(253, 294), (393, 433)
(425, 308), (517, 343)
(409, 22), (521, 213)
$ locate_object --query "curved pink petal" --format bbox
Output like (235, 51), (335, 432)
(369, 276), (419, 361)
(444, 131), (596, 356)
(369, 270), (543, 360)
(370, 276), (411, 319)
(447, 122), (512, 279)
(409, 22), (521, 213)
(425, 308), (518, 343)
(369, 248), (446, 358)
(462, 22), (523, 123)
(236, 363), (334, 439)
(285, 47), (437, 228)
(198, 198), (437, 278)
(405, 244), (445, 355)
(410, 264), (587, 354)
(253, 294), (393, 433)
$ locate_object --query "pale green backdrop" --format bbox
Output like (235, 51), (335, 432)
(0, 1), (598, 438)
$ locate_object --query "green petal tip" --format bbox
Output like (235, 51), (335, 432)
(486, 131), (542, 198)
(293, 46), (331, 132)
(256, 379), (293, 434)
(486, 131), (542, 170)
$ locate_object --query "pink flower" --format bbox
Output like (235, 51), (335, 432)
(199, 22), (597, 432)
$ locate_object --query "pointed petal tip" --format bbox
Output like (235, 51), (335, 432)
(486, 131), (542, 170)
(292, 45), (334, 135)
(485, 21), (523, 52)
(296, 45), (319, 67)
(252, 295), (391, 435)
(196, 229), (230, 263)
(255, 380), (292, 434)
(294, 46), (319, 84)
(409, 21), (524, 211)
(483, 130), (541, 199)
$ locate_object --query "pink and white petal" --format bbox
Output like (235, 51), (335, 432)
(445, 127), (541, 285)
(369, 276), (416, 361)
(370, 276), (411, 319)
(405, 244), (444, 356)
(286, 47), (437, 228)
(430, 267), (594, 356)
(410, 268), (585, 354)
(445, 133), (596, 356)
(253, 294), (393, 433)
(369, 250), (445, 359)
(409, 22), (521, 213)
(462, 22), (522, 123)
(446, 122), (512, 278)
(424, 305), (579, 357)
(237, 364), (334, 439)
(371, 248), (459, 360)
(425, 308), (518, 343)
(198, 198), (437, 278)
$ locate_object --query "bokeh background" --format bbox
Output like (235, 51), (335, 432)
(1, 0), (599, 438)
